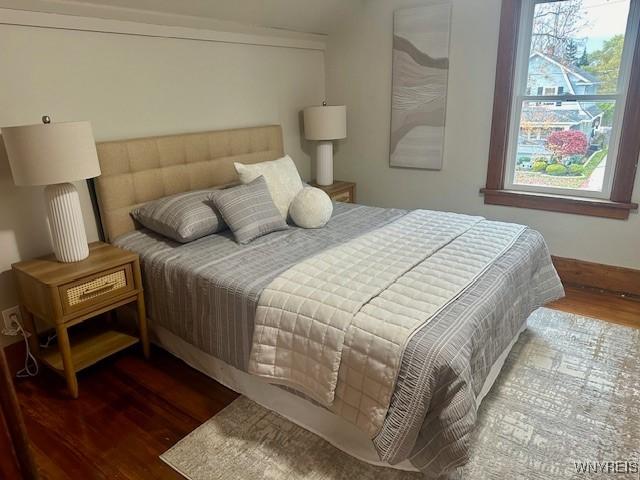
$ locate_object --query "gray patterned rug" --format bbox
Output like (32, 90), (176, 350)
(161, 308), (640, 479)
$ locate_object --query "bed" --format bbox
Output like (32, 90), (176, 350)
(92, 125), (564, 477)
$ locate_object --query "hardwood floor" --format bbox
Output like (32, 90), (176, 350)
(15, 349), (238, 479)
(9, 286), (640, 480)
(550, 285), (640, 329)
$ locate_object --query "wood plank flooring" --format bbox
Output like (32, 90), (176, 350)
(15, 349), (238, 479)
(550, 285), (640, 329)
(9, 286), (640, 479)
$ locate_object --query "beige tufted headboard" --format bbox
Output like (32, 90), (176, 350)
(94, 125), (284, 242)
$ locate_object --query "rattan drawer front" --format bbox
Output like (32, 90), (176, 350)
(332, 190), (352, 203)
(60, 264), (134, 316)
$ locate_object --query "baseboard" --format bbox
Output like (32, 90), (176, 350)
(552, 256), (640, 297)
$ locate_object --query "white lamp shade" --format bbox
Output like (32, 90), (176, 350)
(303, 105), (347, 141)
(2, 121), (100, 186)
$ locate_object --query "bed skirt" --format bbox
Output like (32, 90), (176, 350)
(153, 322), (527, 472)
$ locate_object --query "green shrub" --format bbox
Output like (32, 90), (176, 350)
(568, 164), (584, 175)
(546, 164), (568, 176)
(532, 160), (548, 172)
(566, 155), (585, 166)
(533, 156), (548, 164)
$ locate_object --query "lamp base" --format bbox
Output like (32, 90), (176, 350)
(45, 183), (89, 263)
(316, 141), (334, 186)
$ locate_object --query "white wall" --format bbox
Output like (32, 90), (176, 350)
(0, 11), (325, 323)
(326, 0), (640, 269)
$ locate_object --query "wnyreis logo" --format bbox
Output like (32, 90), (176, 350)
(574, 460), (639, 476)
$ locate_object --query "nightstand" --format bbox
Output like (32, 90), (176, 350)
(11, 242), (149, 398)
(310, 180), (356, 203)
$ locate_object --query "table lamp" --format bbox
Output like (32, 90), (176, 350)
(2, 116), (101, 263)
(303, 102), (347, 186)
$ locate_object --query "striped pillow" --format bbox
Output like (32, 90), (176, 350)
(131, 190), (226, 243)
(208, 176), (288, 244)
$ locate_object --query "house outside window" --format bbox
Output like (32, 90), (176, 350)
(483, 0), (640, 219)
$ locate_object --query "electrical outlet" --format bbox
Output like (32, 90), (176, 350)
(2, 306), (22, 335)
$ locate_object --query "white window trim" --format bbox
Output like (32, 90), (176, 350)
(504, 0), (640, 199)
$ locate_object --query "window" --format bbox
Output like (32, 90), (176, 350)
(483, 0), (640, 219)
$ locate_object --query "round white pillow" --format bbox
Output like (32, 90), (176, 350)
(289, 187), (333, 229)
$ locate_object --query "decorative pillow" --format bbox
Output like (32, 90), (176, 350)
(207, 176), (288, 244)
(131, 190), (225, 243)
(289, 187), (333, 229)
(234, 155), (304, 220)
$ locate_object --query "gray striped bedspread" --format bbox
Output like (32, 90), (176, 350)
(114, 202), (564, 477)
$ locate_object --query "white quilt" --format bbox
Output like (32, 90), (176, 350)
(248, 210), (526, 436)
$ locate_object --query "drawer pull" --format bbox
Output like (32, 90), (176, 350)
(81, 280), (117, 296)
(65, 269), (129, 308)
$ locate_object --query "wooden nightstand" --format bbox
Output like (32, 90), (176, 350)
(310, 180), (356, 203)
(11, 242), (149, 398)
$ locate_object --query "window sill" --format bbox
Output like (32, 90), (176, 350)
(480, 188), (638, 220)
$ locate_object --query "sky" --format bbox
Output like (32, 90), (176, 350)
(576, 0), (631, 51)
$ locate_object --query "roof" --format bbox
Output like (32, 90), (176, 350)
(521, 105), (602, 125)
(530, 52), (600, 85)
(571, 65), (600, 84)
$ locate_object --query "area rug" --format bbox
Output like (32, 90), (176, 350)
(161, 308), (640, 479)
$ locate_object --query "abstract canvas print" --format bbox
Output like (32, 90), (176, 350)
(390, 3), (451, 170)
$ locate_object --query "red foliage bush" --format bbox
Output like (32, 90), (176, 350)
(546, 130), (588, 162)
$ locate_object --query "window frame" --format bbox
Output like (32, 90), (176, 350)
(482, 0), (640, 219)
(505, 0), (638, 200)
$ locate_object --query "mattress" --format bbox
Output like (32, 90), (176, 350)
(115, 202), (564, 476)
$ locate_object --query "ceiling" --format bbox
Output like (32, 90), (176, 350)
(60, 0), (365, 35)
